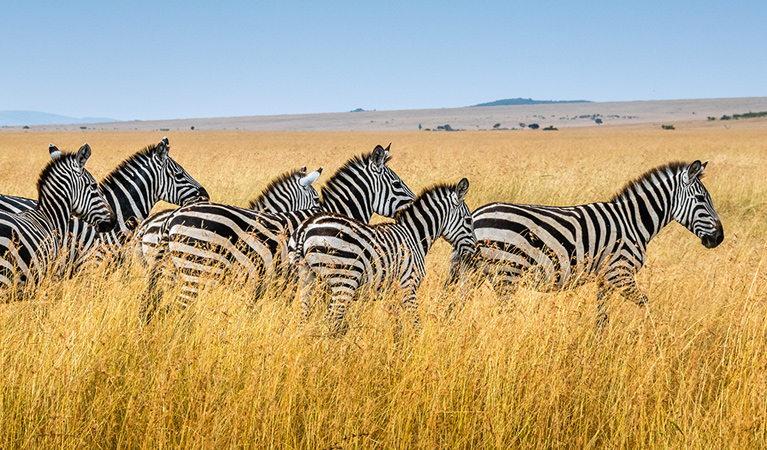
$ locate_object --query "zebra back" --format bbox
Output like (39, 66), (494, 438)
(134, 165), (323, 262)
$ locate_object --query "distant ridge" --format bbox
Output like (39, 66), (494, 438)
(0, 110), (117, 127)
(471, 98), (591, 107)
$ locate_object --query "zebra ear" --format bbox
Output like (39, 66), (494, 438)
(299, 168), (322, 187)
(686, 160), (704, 182)
(155, 137), (170, 162)
(299, 166), (307, 175)
(453, 178), (469, 204)
(49, 143), (62, 160)
(76, 143), (91, 169)
(371, 145), (387, 168)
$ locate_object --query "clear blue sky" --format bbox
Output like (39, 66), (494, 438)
(2, 0), (765, 121)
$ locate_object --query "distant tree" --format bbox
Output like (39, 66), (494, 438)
(22, 126), (29, 129)
(493, 123), (501, 129)
(528, 123), (539, 130)
(595, 118), (603, 124)
(443, 124), (453, 131)
(662, 124), (675, 130)
(519, 123), (526, 128)
(418, 124), (422, 130)
(543, 125), (558, 131)
(707, 117), (716, 121)
(191, 126), (195, 130)
(720, 115), (732, 120)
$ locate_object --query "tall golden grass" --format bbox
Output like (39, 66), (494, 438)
(0, 129), (765, 449)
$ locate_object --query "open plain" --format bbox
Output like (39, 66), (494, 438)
(0, 125), (765, 448)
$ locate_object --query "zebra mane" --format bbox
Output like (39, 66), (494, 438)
(247, 167), (305, 209)
(320, 150), (392, 199)
(393, 182), (457, 221)
(36, 151), (79, 198)
(610, 161), (699, 202)
(99, 142), (160, 189)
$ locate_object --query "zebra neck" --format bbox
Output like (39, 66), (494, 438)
(100, 163), (156, 235)
(397, 206), (443, 257)
(611, 181), (674, 248)
(320, 188), (373, 223)
(36, 189), (72, 238)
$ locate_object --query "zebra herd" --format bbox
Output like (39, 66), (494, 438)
(0, 137), (724, 329)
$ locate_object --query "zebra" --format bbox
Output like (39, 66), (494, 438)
(450, 160), (724, 325)
(0, 143), (116, 292)
(290, 178), (475, 330)
(0, 137), (209, 272)
(142, 144), (416, 319)
(133, 165), (323, 262)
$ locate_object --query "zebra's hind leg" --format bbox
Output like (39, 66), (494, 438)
(489, 278), (519, 314)
(296, 264), (316, 323)
(325, 284), (357, 336)
(140, 263), (165, 325)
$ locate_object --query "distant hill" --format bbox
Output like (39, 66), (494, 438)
(0, 111), (117, 127)
(471, 98), (591, 107)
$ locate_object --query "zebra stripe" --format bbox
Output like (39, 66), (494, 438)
(453, 160), (723, 324)
(0, 144), (116, 291)
(142, 144), (416, 320)
(291, 178), (475, 329)
(0, 137), (208, 272)
(134, 165), (322, 262)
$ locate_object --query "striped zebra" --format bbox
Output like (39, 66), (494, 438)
(290, 178), (475, 330)
(142, 144), (415, 319)
(0, 143), (116, 292)
(0, 137), (208, 272)
(133, 165), (322, 262)
(451, 160), (724, 324)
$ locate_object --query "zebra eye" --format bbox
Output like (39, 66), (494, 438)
(392, 181), (402, 189)
(695, 194), (707, 202)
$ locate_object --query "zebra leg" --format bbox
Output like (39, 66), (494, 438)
(140, 262), (165, 324)
(596, 282), (611, 329)
(296, 264), (316, 323)
(325, 283), (358, 335)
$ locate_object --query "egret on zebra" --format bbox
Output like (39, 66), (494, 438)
(290, 178), (475, 330)
(0, 143), (116, 294)
(0, 137), (208, 272)
(450, 160), (724, 325)
(141, 144), (415, 321)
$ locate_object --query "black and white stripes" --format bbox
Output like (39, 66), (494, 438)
(454, 160), (723, 323)
(141, 145), (416, 317)
(0, 144), (116, 291)
(291, 178), (475, 328)
(0, 137), (208, 271)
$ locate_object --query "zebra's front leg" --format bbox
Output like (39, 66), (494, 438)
(401, 277), (422, 328)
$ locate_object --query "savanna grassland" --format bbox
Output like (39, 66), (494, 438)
(0, 128), (765, 449)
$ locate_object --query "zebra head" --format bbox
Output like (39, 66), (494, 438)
(248, 166), (323, 212)
(672, 160), (723, 249)
(367, 144), (416, 217)
(48, 143), (116, 233)
(441, 178), (476, 256)
(153, 137), (209, 206)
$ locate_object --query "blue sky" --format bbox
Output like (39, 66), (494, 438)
(2, 0), (765, 121)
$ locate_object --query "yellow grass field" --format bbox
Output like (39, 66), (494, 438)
(0, 129), (765, 449)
